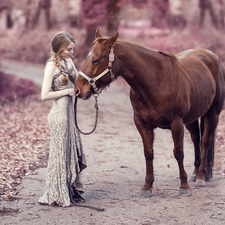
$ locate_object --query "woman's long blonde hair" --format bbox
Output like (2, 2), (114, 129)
(51, 31), (75, 84)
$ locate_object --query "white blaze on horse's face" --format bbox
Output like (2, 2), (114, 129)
(87, 51), (93, 64)
(86, 50), (97, 72)
(82, 50), (94, 79)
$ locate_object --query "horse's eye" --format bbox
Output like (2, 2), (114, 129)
(93, 60), (99, 65)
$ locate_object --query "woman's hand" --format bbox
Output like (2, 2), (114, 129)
(67, 88), (75, 96)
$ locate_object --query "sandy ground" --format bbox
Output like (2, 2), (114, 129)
(1, 60), (225, 225)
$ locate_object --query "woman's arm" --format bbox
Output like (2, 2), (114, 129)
(41, 62), (74, 101)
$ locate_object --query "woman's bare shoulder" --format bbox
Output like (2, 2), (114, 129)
(44, 60), (55, 79)
(46, 58), (55, 67)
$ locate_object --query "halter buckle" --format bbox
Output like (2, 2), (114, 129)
(109, 53), (114, 62)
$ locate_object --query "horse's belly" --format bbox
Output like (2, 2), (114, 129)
(130, 89), (172, 129)
(151, 115), (171, 129)
(132, 103), (172, 129)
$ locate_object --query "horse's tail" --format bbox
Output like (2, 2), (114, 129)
(200, 117), (215, 181)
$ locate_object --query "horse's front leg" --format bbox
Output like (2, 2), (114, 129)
(171, 115), (191, 195)
(134, 114), (154, 197)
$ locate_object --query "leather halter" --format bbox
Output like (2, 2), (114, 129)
(79, 47), (115, 93)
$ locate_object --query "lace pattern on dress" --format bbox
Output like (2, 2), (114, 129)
(38, 58), (86, 207)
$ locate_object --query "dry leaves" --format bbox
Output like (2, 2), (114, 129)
(0, 81), (51, 200)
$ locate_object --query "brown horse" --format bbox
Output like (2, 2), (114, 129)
(75, 28), (225, 196)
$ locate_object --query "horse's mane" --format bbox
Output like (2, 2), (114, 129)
(120, 39), (178, 61)
(93, 37), (178, 61)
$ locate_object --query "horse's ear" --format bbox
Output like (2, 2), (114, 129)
(105, 32), (118, 47)
(95, 28), (102, 38)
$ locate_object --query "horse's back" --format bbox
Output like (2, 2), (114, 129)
(178, 49), (225, 113)
(177, 48), (225, 121)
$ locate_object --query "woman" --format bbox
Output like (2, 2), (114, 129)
(38, 31), (87, 207)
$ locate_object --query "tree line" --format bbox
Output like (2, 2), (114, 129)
(0, 0), (224, 46)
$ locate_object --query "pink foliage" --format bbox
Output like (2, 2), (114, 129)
(0, 71), (41, 104)
(117, 0), (148, 8)
(80, 0), (149, 30)
(81, 0), (108, 30)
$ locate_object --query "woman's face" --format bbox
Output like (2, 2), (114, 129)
(59, 42), (75, 59)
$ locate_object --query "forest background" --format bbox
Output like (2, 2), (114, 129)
(1, 0), (225, 200)
(1, 0), (225, 69)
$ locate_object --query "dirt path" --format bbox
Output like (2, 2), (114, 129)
(1, 61), (225, 225)
(1, 60), (44, 86)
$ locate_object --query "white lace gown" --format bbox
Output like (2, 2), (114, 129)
(38, 58), (86, 207)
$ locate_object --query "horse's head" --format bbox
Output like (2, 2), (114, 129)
(75, 28), (118, 99)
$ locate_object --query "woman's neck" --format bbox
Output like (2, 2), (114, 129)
(56, 55), (63, 63)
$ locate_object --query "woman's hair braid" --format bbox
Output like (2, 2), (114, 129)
(53, 53), (69, 84)
(50, 31), (75, 85)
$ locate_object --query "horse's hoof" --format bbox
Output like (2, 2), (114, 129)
(139, 190), (153, 198)
(189, 174), (197, 182)
(179, 188), (192, 196)
(195, 179), (206, 187)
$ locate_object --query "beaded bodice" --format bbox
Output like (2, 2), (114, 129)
(47, 58), (76, 92)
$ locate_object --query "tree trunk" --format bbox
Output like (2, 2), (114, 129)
(31, 0), (52, 30)
(81, 0), (106, 47)
(42, 0), (52, 30)
(44, 5), (52, 29)
(25, 0), (32, 28)
(218, 0), (224, 28)
(85, 28), (96, 48)
(31, 1), (41, 28)
(198, 0), (218, 29)
(151, 0), (170, 28)
(106, 0), (120, 36)
(6, 9), (13, 28)
(208, 0), (218, 29)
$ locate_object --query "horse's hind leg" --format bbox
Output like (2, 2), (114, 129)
(185, 120), (201, 181)
(196, 109), (219, 187)
(133, 114), (154, 197)
(171, 115), (191, 194)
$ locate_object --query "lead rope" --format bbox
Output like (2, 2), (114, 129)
(74, 94), (99, 135)
(68, 185), (104, 211)
(72, 95), (104, 211)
